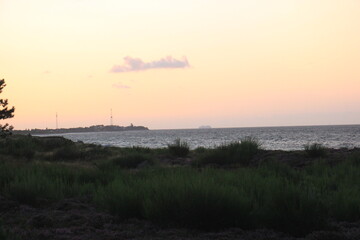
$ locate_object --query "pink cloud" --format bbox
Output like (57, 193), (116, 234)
(112, 82), (131, 89)
(110, 56), (190, 73)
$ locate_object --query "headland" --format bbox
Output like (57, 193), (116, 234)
(14, 124), (149, 135)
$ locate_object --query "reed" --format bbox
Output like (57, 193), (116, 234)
(167, 138), (190, 157)
(195, 137), (261, 166)
(1, 136), (360, 236)
(304, 143), (327, 158)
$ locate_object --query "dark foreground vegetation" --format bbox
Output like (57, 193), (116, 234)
(1, 135), (360, 239)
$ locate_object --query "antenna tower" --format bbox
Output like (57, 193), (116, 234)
(56, 112), (58, 129)
(110, 109), (113, 126)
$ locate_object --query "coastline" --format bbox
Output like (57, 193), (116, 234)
(14, 124), (149, 135)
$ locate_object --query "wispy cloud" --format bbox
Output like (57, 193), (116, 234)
(110, 56), (190, 73)
(112, 82), (131, 89)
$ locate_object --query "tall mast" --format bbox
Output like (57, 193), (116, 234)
(56, 112), (58, 129)
(110, 109), (113, 126)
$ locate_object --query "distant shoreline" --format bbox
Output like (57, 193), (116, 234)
(14, 124), (149, 135)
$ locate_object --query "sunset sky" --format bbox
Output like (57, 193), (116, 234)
(1, 0), (360, 130)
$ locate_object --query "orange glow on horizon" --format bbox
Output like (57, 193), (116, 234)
(1, 0), (360, 130)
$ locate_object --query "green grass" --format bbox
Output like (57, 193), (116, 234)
(141, 170), (253, 230)
(195, 137), (261, 166)
(52, 145), (83, 160)
(94, 154), (360, 235)
(2, 157), (360, 235)
(0, 219), (7, 240)
(92, 166), (330, 235)
(0, 162), (101, 206)
(112, 153), (155, 169)
(0, 135), (112, 162)
(304, 143), (327, 158)
(167, 139), (190, 157)
(0, 135), (36, 160)
(1, 135), (360, 236)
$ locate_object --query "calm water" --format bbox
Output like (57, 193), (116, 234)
(39, 125), (360, 150)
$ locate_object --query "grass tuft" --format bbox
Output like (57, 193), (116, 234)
(167, 139), (190, 157)
(196, 137), (260, 166)
(304, 143), (327, 158)
(53, 145), (83, 160)
(1, 136), (360, 237)
(0, 136), (36, 160)
(112, 153), (155, 169)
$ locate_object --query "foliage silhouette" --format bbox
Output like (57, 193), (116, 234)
(0, 79), (15, 137)
(167, 138), (190, 157)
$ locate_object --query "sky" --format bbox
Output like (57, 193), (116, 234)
(1, 0), (360, 130)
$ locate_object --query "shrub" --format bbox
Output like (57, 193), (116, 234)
(82, 145), (111, 160)
(167, 139), (190, 157)
(254, 180), (327, 236)
(94, 178), (143, 219)
(196, 137), (260, 166)
(193, 146), (207, 154)
(5, 174), (60, 205)
(329, 188), (360, 221)
(122, 146), (153, 154)
(95, 168), (253, 229)
(0, 136), (36, 160)
(304, 143), (327, 158)
(143, 172), (252, 230)
(53, 145), (83, 160)
(94, 166), (327, 234)
(2, 163), (97, 206)
(3, 145), (360, 237)
(113, 153), (154, 169)
(37, 136), (73, 151)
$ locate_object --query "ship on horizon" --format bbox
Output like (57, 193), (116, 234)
(199, 125), (212, 129)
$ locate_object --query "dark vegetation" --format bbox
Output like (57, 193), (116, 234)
(167, 138), (190, 157)
(1, 135), (360, 239)
(194, 137), (260, 166)
(0, 79), (15, 138)
(304, 143), (327, 158)
(112, 153), (155, 168)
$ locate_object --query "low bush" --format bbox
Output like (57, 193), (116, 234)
(253, 179), (327, 236)
(81, 145), (112, 160)
(3, 144), (360, 237)
(167, 139), (190, 157)
(0, 136), (36, 160)
(94, 166), (330, 234)
(53, 145), (83, 160)
(142, 171), (252, 230)
(121, 146), (153, 154)
(37, 136), (73, 151)
(5, 173), (60, 205)
(112, 153), (155, 169)
(304, 143), (327, 158)
(94, 177), (143, 219)
(196, 137), (260, 166)
(1, 163), (98, 206)
(193, 146), (207, 154)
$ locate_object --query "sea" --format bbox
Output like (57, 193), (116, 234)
(38, 125), (360, 151)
